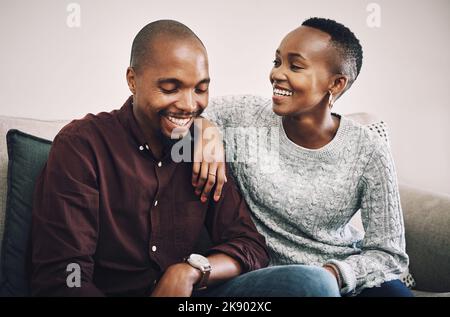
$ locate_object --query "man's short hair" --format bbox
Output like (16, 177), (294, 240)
(302, 17), (363, 89)
(130, 20), (204, 73)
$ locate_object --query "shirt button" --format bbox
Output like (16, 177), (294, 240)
(154, 200), (158, 207)
(145, 144), (149, 150)
(157, 161), (162, 167)
(139, 145), (144, 151)
(152, 245), (157, 252)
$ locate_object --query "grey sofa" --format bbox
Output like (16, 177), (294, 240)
(0, 107), (449, 297)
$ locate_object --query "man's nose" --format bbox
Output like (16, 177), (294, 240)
(179, 90), (196, 112)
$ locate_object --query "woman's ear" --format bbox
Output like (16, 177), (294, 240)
(126, 67), (137, 95)
(329, 74), (348, 97)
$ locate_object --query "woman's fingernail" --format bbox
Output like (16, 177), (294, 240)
(201, 196), (207, 203)
(214, 195), (220, 201)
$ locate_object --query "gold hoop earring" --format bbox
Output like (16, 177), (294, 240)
(328, 91), (334, 109)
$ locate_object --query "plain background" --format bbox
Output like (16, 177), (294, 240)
(0, 0), (449, 194)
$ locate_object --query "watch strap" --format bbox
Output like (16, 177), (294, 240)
(194, 269), (210, 290)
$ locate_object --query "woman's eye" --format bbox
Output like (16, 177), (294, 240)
(290, 65), (303, 71)
(272, 59), (281, 67)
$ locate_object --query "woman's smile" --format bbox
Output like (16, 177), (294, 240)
(272, 83), (294, 104)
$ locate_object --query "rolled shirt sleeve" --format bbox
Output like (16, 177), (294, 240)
(204, 166), (270, 273)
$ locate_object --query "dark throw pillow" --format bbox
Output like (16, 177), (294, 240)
(0, 130), (51, 296)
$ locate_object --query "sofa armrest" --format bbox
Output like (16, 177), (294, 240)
(399, 183), (450, 292)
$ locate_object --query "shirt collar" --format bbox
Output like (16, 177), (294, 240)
(118, 96), (149, 150)
(117, 96), (192, 161)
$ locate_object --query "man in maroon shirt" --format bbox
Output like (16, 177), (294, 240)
(30, 20), (269, 297)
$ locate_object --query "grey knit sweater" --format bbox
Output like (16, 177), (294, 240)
(204, 95), (409, 295)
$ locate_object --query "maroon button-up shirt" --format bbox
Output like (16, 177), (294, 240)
(30, 97), (269, 297)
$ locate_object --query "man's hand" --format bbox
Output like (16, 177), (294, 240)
(151, 263), (201, 297)
(192, 118), (227, 203)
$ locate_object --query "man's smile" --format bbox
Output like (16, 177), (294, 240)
(160, 110), (203, 128)
(165, 115), (192, 126)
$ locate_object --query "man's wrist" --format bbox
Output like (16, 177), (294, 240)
(183, 263), (203, 285)
(168, 263), (202, 286)
(184, 254), (212, 290)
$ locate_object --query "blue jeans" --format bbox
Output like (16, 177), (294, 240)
(355, 279), (414, 297)
(193, 265), (340, 297)
(193, 265), (414, 297)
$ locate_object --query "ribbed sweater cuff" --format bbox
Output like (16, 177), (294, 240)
(325, 259), (356, 295)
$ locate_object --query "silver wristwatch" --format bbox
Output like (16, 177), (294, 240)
(185, 253), (212, 290)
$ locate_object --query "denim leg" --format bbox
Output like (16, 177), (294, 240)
(193, 265), (340, 297)
(355, 279), (414, 297)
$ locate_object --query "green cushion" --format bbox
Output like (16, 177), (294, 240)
(0, 130), (51, 296)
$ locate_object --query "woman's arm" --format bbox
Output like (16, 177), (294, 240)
(192, 117), (227, 202)
(325, 136), (409, 295)
(192, 95), (270, 202)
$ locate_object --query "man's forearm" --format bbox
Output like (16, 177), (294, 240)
(174, 252), (243, 288)
(151, 252), (242, 297)
(206, 253), (242, 287)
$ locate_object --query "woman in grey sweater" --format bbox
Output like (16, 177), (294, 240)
(195, 17), (412, 297)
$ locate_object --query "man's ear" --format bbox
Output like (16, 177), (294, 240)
(126, 67), (137, 95)
(329, 74), (348, 97)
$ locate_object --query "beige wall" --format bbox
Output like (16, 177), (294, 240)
(0, 0), (449, 194)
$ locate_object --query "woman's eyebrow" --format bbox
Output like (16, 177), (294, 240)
(288, 52), (307, 60)
(276, 50), (307, 61)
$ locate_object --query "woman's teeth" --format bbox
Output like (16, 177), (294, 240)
(166, 116), (191, 126)
(273, 88), (293, 96)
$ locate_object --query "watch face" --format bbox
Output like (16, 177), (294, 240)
(189, 254), (210, 269)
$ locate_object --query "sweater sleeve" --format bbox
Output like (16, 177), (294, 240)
(326, 135), (409, 295)
(203, 95), (269, 129)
